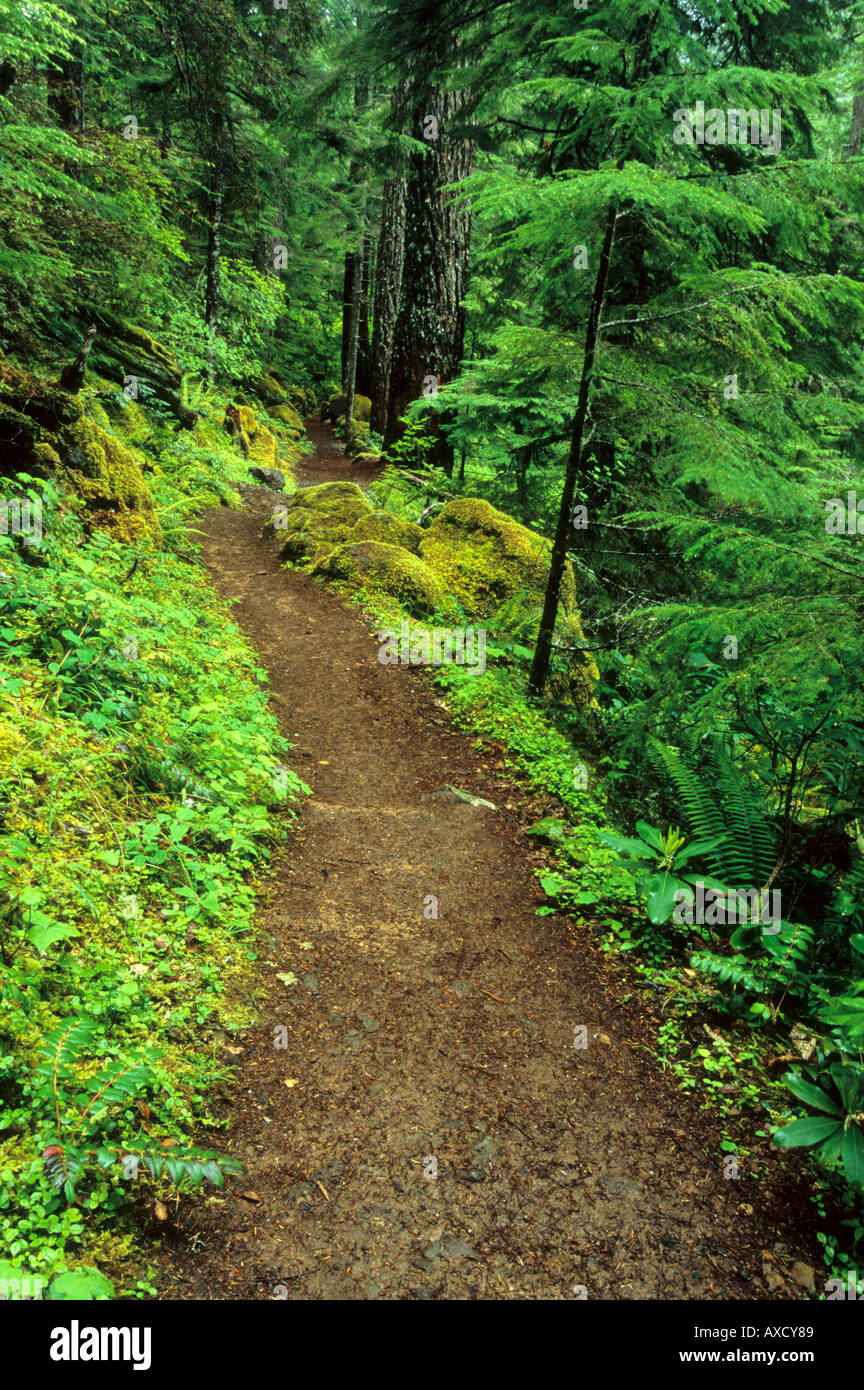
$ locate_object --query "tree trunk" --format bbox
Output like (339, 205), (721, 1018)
(369, 173), (407, 433)
(204, 151), (223, 383)
(58, 325), (97, 395)
(849, 92), (864, 157)
(0, 60), (16, 97)
(340, 252), (356, 392)
(527, 205), (618, 698)
(48, 51), (85, 132)
(383, 82), (473, 475)
(344, 249), (362, 431)
(356, 231), (372, 397)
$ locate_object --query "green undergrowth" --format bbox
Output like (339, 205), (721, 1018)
(0, 472), (307, 1295)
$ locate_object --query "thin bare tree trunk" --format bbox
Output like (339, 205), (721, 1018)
(528, 205), (618, 697)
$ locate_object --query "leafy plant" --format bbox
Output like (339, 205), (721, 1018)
(774, 1059), (864, 1187)
(596, 819), (728, 925)
(35, 1018), (242, 1203)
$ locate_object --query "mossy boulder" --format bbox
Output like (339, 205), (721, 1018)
(286, 480), (371, 527)
(312, 541), (444, 612)
(419, 497), (575, 618)
(256, 372), (288, 405)
(351, 452), (381, 469)
(420, 496), (597, 705)
(345, 423), (371, 454)
(274, 483), (371, 563)
(62, 416), (161, 543)
(277, 507), (354, 562)
(0, 362), (159, 541)
(224, 402), (283, 471)
(326, 393), (372, 426)
(88, 314), (195, 427)
(267, 402), (304, 437)
(350, 510), (424, 554)
(287, 385), (317, 417)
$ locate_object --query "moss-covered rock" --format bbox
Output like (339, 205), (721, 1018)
(326, 393), (372, 426)
(0, 362), (83, 447)
(287, 385), (317, 417)
(350, 510), (424, 554)
(273, 483), (372, 564)
(267, 402), (304, 437)
(419, 497), (573, 617)
(286, 480), (371, 526)
(277, 506), (353, 562)
(63, 416), (160, 542)
(224, 402), (285, 472)
(419, 496), (597, 705)
(257, 372), (288, 405)
(0, 361), (159, 541)
(88, 314), (195, 427)
(351, 452), (382, 469)
(345, 422), (371, 454)
(312, 541), (444, 612)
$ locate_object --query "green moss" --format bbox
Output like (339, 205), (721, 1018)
(259, 372), (287, 404)
(31, 441), (62, 471)
(288, 385), (317, 416)
(350, 510), (424, 554)
(327, 392), (371, 424)
(312, 541), (444, 612)
(63, 416), (160, 543)
(114, 321), (181, 376)
(276, 497), (358, 562)
(267, 402), (304, 436)
(287, 480), (371, 526)
(248, 423), (280, 470)
(0, 362), (83, 430)
(419, 497), (568, 615)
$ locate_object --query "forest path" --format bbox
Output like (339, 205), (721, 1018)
(158, 427), (818, 1301)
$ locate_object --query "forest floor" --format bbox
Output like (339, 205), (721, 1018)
(156, 424), (823, 1301)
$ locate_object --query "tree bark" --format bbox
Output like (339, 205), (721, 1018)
(344, 249), (362, 430)
(357, 231), (372, 396)
(383, 82), (473, 475)
(340, 252), (356, 391)
(204, 149), (223, 382)
(58, 325), (97, 395)
(849, 91), (864, 157)
(370, 172), (407, 433)
(48, 51), (85, 132)
(527, 205), (618, 698)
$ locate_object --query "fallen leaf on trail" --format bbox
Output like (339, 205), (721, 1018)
(315, 1181), (329, 1201)
(154, 1201), (168, 1221)
(225, 1045), (244, 1055)
(283, 1078), (299, 1088)
(237, 1190), (262, 1204)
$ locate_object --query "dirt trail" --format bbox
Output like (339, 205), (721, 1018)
(158, 426), (820, 1301)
